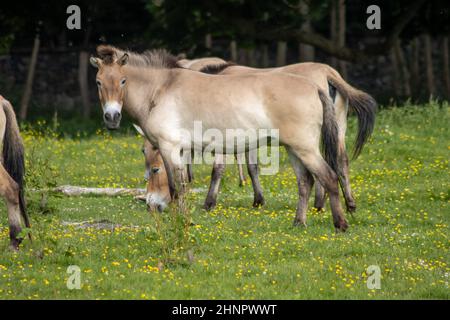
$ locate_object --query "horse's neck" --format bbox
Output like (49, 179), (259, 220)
(123, 67), (172, 122)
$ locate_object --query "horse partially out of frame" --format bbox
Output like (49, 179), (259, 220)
(0, 96), (30, 250)
(90, 45), (349, 230)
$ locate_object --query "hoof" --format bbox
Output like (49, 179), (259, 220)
(293, 219), (307, 227)
(252, 195), (265, 208)
(9, 238), (22, 251)
(314, 197), (326, 212)
(203, 200), (216, 211)
(346, 202), (357, 214)
(334, 220), (349, 232)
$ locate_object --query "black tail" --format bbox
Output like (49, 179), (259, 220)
(318, 89), (339, 173)
(2, 99), (30, 231)
(326, 70), (377, 159)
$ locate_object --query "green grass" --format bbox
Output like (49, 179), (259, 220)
(0, 102), (449, 299)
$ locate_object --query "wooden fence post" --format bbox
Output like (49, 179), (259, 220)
(443, 37), (450, 99)
(78, 51), (91, 118)
(424, 34), (435, 98)
(19, 34), (40, 120)
(230, 40), (238, 62)
(276, 41), (287, 67)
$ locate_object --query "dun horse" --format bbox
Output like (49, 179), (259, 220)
(0, 96), (29, 250)
(179, 57), (250, 188)
(91, 45), (348, 230)
(133, 124), (171, 211)
(136, 58), (376, 214)
(198, 60), (377, 212)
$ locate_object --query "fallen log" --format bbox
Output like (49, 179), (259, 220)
(35, 185), (206, 198)
(52, 185), (146, 197)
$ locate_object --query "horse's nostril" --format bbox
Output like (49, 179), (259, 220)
(104, 113), (112, 121)
(104, 112), (121, 123)
(113, 112), (122, 122)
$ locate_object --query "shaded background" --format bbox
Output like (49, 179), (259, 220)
(0, 0), (448, 124)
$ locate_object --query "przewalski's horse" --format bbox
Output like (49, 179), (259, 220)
(90, 45), (348, 230)
(133, 124), (171, 211)
(179, 57), (250, 188)
(0, 96), (30, 250)
(134, 123), (262, 212)
(197, 61), (377, 213)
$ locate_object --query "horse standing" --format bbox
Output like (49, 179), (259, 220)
(135, 58), (376, 214)
(197, 61), (376, 212)
(90, 45), (348, 230)
(0, 96), (30, 250)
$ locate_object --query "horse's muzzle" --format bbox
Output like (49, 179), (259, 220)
(103, 111), (122, 130)
(146, 193), (168, 213)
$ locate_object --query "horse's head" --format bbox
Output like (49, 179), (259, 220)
(90, 46), (129, 130)
(143, 142), (171, 212)
(134, 125), (171, 212)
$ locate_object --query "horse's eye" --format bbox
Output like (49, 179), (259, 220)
(120, 78), (127, 86)
(141, 148), (146, 155)
(151, 167), (160, 174)
(96, 80), (101, 87)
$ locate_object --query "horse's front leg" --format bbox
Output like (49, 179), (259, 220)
(159, 141), (186, 199)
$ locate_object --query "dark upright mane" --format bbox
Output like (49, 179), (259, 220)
(199, 62), (235, 74)
(96, 45), (181, 69)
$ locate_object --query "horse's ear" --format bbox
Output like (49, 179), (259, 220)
(117, 53), (129, 66)
(133, 124), (145, 137)
(90, 57), (101, 68)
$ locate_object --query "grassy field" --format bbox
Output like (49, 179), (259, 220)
(0, 102), (448, 299)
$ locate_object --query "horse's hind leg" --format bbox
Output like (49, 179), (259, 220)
(338, 149), (356, 213)
(0, 165), (23, 250)
(313, 152), (355, 213)
(335, 94), (356, 212)
(314, 182), (326, 211)
(204, 154), (225, 211)
(293, 149), (348, 231)
(245, 150), (265, 208)
(287, 149), (314, 226)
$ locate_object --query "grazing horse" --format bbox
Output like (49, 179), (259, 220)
(90, 45), (348, 230)
(134, 123), (259, 211)
(198, 61), (377, 212)
(142, 138), (171, 212)
(0, 96), (30, 250)
(133, 124), (171, 211)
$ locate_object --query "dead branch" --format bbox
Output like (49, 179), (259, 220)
(51, 185), (146, 196)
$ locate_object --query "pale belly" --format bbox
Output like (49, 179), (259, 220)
(179, 107), (277, 154)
